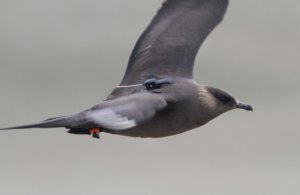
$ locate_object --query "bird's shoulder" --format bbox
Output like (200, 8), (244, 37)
(106, 77), (200, 104)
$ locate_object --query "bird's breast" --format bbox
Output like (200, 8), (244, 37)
(105, 99), (206, 138)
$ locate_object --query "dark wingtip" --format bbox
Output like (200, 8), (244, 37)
(0, 125), (36, 130)
(0, 126), (21, 130)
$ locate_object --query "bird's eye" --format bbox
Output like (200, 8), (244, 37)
(218, 95), (231, 103)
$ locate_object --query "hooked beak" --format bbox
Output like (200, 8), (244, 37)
(236, 101), (253, 111)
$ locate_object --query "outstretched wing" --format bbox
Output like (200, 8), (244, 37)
(84, 93), (167, 130)
(0, 93), (167, 131)
(120, 0), (229, 85)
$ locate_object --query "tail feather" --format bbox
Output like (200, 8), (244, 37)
(0, 116), (72, 130)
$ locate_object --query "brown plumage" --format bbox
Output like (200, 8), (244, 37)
(0, 0), (252, 139)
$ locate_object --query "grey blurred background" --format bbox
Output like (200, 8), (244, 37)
(0, 0), (299, 194)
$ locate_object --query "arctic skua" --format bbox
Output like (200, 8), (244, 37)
(1, 0), (252, 139)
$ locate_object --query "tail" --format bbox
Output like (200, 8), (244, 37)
(0, 116), (74, 130)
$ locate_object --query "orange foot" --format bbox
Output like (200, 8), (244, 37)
(89, 128), (101, 139)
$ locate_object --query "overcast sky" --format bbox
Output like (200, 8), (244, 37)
(0, 0), (299, 194)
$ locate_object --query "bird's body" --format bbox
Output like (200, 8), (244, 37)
(105, 79), (208, 137)
(0, 0), (253, 139)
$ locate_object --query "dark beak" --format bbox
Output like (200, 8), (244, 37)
(236, 101), (253, 111)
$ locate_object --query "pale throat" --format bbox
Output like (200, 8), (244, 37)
(197, 85), (218, 110)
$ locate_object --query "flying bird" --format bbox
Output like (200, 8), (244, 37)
(1, 0), (252, 139)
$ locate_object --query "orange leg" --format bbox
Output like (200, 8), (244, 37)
(89, 128), (101, 139)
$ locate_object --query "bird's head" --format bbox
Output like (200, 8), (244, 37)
(198, 86), (253, 117)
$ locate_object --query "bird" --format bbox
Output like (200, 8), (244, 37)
(0, 0), (252, 139)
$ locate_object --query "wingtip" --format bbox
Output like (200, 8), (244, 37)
(0, 123), (45, 130)
(0, 126), (19, 130)
(0, 126), (28, 130)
